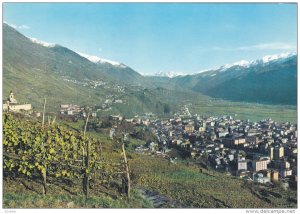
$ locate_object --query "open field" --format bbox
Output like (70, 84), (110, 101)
(189, 100), (297, 124)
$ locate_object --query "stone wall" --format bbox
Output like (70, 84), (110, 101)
(3, 104), (32, 112)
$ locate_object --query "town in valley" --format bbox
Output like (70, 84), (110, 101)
(3, 2), (298, 210)
(4, 90), (297, 191)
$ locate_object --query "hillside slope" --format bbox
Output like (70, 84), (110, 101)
(2, 23), (166, 114)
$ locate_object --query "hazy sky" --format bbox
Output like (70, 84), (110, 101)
(3, 3), (297, 75)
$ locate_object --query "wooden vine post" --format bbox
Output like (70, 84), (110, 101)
(121, 134), (131, 198)
(83, 112), (90, 199)
(41, 97), (47, 196)
(42, 167), (47, 196)
(42, 97), (46, 128)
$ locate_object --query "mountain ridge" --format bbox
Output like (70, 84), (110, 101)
(6, 23), (148, 86)
(148, 52), (297, 78)
(146, 53), (297, 105)
(3, 22), (297, 108)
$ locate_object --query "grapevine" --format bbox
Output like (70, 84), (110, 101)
(3, 113), (126, 198)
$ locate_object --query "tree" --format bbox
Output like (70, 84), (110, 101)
(163, 104), (171, 114)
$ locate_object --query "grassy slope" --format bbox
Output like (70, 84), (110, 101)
(3, 179), (152, 208)
(3, 23), (163, 115)
(130, 155), (297, 208)
(3, 65), (105, 110)
(3, 60), (179, 116)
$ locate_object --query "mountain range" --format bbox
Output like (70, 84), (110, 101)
(149, 52), (297, 105)
(150, 52), (296, 78)
(3, 23), (297, 116)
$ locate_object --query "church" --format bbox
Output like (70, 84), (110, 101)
(3, 91), (32, 112)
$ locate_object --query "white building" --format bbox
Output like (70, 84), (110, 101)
(3, 91), (32, 112)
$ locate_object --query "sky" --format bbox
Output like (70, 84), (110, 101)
(3, 3), (297, 75)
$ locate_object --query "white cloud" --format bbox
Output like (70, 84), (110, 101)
(18, 25), (30, 29)
(237, 43), (295, 51)
(212, 42), (295, 51)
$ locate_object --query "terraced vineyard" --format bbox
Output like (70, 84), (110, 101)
(130, 155), (297, 208)
(2, 113), (297, 208)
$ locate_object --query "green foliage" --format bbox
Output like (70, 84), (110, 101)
(130, 126), (157, 144)
(3, 113), (124, 196)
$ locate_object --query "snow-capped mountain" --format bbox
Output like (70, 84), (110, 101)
(216, 52), (297, 72)
(172, 51), (297, 105)
(76, 52), (126, 68)
(29, 38), (56, 48)
(4, 22), (145, 90)
(152, 71), (183, 78)
(151, 52), (297, 78)
(253, 52), (297, 65)
(29, 35), (127, 68)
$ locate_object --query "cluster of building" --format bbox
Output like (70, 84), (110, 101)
(62, 76), (125, 92)
(61, 75), (126, 110)
(60, 104), (82, 115)
(132, 113), (297, 188)
(62, 76), (108, 89)
(100, 95), (125, 111)
(59, 104), (97, 118)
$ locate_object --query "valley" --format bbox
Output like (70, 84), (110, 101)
(2, 18), (298, 210)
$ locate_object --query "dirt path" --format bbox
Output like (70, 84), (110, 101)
(138, 188), (184, 208)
